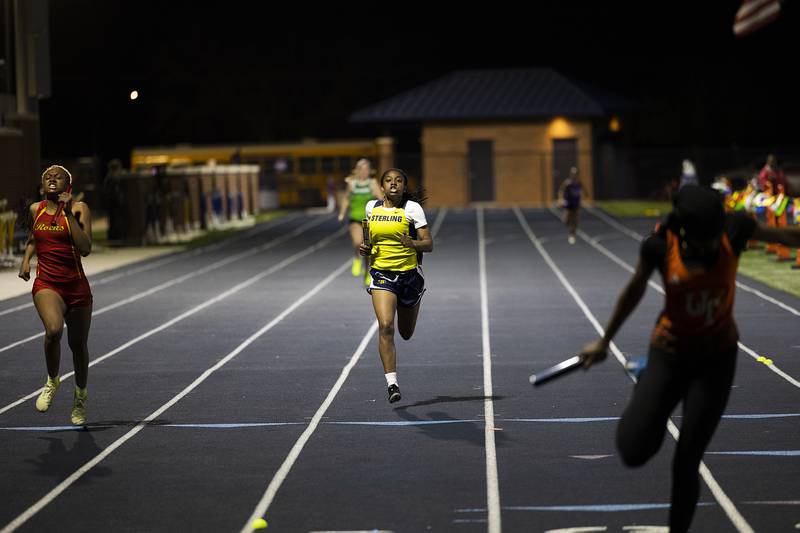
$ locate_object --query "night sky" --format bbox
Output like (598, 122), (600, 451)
(39, 1), (799, 166)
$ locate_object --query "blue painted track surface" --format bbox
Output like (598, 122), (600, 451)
(1, 209), (798, 532)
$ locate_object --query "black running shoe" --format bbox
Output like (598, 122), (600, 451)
(387, 384), (401, 403)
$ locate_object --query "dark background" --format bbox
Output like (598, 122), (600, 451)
(38, 1), (799, 167)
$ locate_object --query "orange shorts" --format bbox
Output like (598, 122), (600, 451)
(33, 277), (93, 311)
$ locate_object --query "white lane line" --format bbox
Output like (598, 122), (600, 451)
(239, 320), (379, 533)
(0, 216), (329, 355)
(585, 206), (800, 317)
(0, 214), (298, 316)
(0, 301), (34, 317)
(240, 207), (450, 531)
(550, 208), (800, 391)
(477, 207), (502, 533)
(6, 413), (799, 432)
(585, 206), (644, 240)
(0, 227), (347, 417)
(514, 207), (755, 533)
(0, 258), (352, 533)
(736, 342), (800, 389)
(430, 207), (448, 237)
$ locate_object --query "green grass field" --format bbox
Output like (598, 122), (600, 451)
(594, 200), (672, 218)
(738, 247), (800, 298)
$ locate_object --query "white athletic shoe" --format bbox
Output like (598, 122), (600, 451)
(71, 389), (88, 425)
(36, 376), (60, 412)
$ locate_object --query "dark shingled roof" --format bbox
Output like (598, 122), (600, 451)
(350, 68), (619, 123)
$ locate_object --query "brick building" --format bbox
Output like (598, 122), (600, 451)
(351, 68), (630, 207)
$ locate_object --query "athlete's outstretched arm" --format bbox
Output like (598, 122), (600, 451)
(580, 257), (656, 367)
(751, 222), (800, 248)
(18, 203), (38, 281)
(556, 179), (567, 203)
(337, 178), (352, 223)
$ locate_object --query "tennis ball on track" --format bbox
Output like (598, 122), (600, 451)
(252, 518), (268, 529)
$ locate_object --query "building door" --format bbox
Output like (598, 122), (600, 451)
(552, 138), (577, 200)
(468, 140), (494, 202)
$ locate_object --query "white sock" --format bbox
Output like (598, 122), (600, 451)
(385, 372), (398, 387)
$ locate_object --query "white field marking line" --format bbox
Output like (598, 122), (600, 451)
(430, 207), (448, 238)
(0, 214), (300, 317)
(0, 216), (329, 355)
(514, 207), (755, 533)
(477, 207), (502, 533)
(551, 208), (800, 391)
(0, 301), (33, 317)
(585, 206), (644, 240)
(89, 213), (300, 285)
(736, 342), (800, 388)
(0, 227), (348, 417)
(239, 320), (380, 532)
(585, 206), (800, 317)
(239, 207), (449, 531)
(1, 258), (352, 533)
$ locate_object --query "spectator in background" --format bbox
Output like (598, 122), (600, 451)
(679, 159), (698, 189)
(103, 159), (125, 243)
(757, 154), (786, 192)
(557, 166), (583, 244)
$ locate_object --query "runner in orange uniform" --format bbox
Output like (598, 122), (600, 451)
(579, 185), (800, 532)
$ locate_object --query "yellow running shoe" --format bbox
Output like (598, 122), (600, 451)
(71, 388), (87, 425)
(364, 266), (371, 286)
(352, 257), (362, 276)
(35, 376), (60, 412)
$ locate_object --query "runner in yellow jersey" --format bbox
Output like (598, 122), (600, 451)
(359, 168), (432, 403)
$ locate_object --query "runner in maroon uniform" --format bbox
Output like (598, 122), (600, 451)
(19, 165), (93, 425)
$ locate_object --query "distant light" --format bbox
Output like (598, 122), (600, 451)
(609, 115), (621, 132)
(547, 117), (575, 138)
(130, 90), (139, 101)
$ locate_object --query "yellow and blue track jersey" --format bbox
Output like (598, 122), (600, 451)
(366, 199), (427, 271)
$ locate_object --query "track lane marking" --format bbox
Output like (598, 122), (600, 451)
(0, 216), (330, 355)
(477, 207), (502, 533)
(0, 225), (346, 416)
(1, 254), (352, 533)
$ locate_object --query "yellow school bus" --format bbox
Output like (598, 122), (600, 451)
(131, 139), (385, 207)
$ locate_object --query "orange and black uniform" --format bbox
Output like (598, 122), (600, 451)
(31, 201), (92, 310)
(617, 212), (754, 532)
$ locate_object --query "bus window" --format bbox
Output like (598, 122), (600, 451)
(299, 157), (317, 175)
(338, 156), (352, 175)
